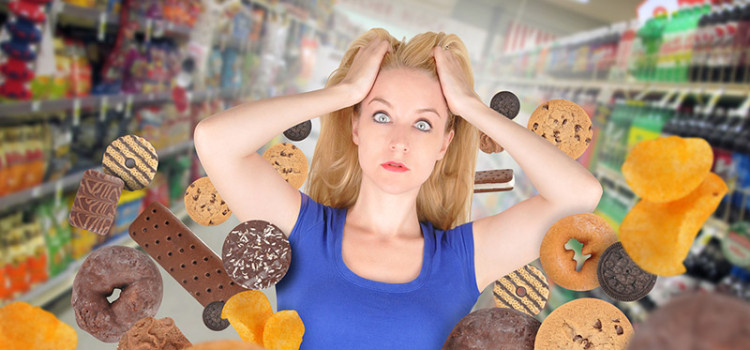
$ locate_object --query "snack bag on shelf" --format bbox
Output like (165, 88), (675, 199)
(67, 39), (92, 98)
(22, 123), (46, 189)
(25, 222), (48, 286)
(52, 198), (74, 271)
(67, 194), (97, 260)
(143, 172), (170, 209)
(0, 129), (7, 197)
(0, 226), (10, 302)
(112, 189), (145, 237)
(43, 116), (73, 182)
(6, 225), (31, 298)
(4, 126), (24, 194)
(64, 0), (97, 7)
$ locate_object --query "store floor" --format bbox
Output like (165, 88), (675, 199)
(48, 215), (274, 348)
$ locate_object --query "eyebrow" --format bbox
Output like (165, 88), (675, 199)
(368, 97), (442, 119)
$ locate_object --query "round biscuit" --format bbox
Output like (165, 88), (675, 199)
(184, 176), (232, 226)
(527, 99), (592, 159)
(534, 298), (633, 350)
(102, 135), (158, 191)
(262, 143), (308, 190)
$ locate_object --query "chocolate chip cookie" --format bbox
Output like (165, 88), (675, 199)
(262, 143), (308, 190)
(527, 99), (593, 159)
(184, 176), (232, 226)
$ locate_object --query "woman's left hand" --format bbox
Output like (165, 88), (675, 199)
(433, 46), (482, 117)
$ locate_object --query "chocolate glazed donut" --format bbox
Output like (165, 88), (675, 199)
(72, 246), (163, 343)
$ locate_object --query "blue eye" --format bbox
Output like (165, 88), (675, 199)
(373, 112), (390, 123)
(415, 120), (432, 132)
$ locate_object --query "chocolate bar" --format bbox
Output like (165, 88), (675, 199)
(129, 202), (246, 307)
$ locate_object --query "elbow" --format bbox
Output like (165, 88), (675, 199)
(576, 179), (603, 213)
(193, 119), (212, 155)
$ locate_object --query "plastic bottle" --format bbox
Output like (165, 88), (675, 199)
(657, 8), (681, 81)
(690, 8), (712, 81)
(722, 0), (742, 82)
(734, 0), (750, 83)
(679, 0), (703, 81)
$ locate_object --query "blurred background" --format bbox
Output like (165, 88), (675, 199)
(1, 0), (749, 347)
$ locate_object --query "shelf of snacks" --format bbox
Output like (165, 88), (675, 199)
(12, 201), (189, 308)
(0, 139), (193, 212)
(0, 88), (241, 119)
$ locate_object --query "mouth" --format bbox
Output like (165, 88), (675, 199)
(381, 162), (409, 172)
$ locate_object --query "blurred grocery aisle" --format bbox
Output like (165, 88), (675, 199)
(1, 0), (749, 347)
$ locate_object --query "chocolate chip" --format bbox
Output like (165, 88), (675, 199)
(573, 335), (583, 343)
(583, 340), (591, 349)
(594, 319), (602, 330)
(615, 325), (624, 335)
(193, 195), (199, 201)
(280, 151), (287, 156)
(562, 119), (568, 125)
(533, 123), (539, 130)
(543, 104), (549, 110)
(575, 124), (583, 132)
(612, 318), (620, 323)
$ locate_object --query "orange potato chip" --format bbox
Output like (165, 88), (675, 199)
(620, 172), (728, 276)
(621, 136), (713, 203)
(222, 290), (273, 346)
(0, 301), (77, 350)
(262, 310), (305, 350)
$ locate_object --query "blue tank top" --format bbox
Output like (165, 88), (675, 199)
(275, 193), (482, 349)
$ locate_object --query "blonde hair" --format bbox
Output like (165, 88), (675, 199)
(306, 28), (479, 230)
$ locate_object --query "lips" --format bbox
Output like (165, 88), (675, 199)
(381, 161), (409, 172)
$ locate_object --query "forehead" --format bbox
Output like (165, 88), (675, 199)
(364, 68), (446, 113)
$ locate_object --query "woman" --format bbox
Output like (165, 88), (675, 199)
(194, 28), (601, 349)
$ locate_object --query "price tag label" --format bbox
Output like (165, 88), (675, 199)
(54, 181), (63, 205)
(72, 99), (81, 127)
(125, 94), (134, 119)
(145, 19), (153, 43)
(31, 100), (41, 113)
(31, 185), (42, 198)
(98, 12), (108, 41)
(99, 96), (109, 122)
(705, 88), (724, 115)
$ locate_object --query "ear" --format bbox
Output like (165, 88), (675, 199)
(351, 113), (360, 146)
(437, 128), (455, 160)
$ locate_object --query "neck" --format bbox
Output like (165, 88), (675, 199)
(346, 178), (422, 239)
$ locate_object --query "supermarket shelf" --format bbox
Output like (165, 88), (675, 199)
(481, 77), (750, 98)
(13, 202), (189, 308)
(0, 140), (194, 212)
(0, 88), (240, 119)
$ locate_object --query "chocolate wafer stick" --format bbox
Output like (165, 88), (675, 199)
(474, 169), (514, 193)
(129, 202), (246, 307)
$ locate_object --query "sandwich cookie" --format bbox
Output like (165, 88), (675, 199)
(283, 120), (312, 142)
(597, 242), (657, 302)
(474, 169), (514, 193)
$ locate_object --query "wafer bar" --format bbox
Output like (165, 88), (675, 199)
(129, 202), (246, 307)
(69, 169), (124, 235)
(474, 169), (514, 193)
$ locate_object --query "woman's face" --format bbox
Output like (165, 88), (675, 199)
(352, 68), (455, 195)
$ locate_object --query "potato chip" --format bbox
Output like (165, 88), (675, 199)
(262, 310), (305, 350)
(621, 136), (713, 203)
(222, 290), (273, 345)
(0, 301), (77, 350)
(620, 172), (728, 276)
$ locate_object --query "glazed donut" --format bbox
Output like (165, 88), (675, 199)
(539, 213), (617, 291)
(71, 246), (163, 343)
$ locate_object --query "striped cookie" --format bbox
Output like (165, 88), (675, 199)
(493, 265), (550, 317)
(68, 169), (124, 235)
(102, 135), (158, 191)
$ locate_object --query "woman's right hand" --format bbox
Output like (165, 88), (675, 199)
(338, 38), (390, 104)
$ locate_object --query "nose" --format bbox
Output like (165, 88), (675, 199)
(389, 129), (409, 153)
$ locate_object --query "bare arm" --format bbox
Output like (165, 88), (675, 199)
(194, 39), (389, 235)
(433, 48), (603, 291)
